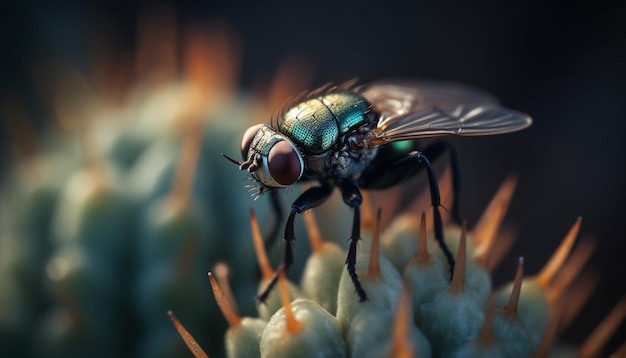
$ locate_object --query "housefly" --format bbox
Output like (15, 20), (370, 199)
(224, 80), (531, 302)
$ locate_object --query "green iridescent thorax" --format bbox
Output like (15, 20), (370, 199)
(278, 92), (370, 154)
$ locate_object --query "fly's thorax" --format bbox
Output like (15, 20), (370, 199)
(244, 124), (304, 188)
(279, 98), (339, 154)
(321, 92), (370, 133)
(327, 145), (378, 179)
(301, 143), (378, 182)
(278, 92), (371, 155)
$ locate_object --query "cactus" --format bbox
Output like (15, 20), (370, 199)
(193, 182), (623, 358)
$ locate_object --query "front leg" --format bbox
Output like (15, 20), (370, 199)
(338, 181), (368, 302)
(256, 184), (334, 303)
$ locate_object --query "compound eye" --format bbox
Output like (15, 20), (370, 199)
(241, 124), (262, 160)
(268, 141), (302, 186)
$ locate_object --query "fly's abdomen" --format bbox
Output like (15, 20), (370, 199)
(279, 92), (370, 154)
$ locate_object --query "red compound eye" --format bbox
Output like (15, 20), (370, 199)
(241, 124), (262, 160)
(268, 141), (302, 186)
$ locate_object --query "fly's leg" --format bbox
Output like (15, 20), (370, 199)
(338, 181), (367, 302)
(421, 140), (462, 224)
(256, 184), (334, 303)
(358, 150), (455, 279)
(402, 151), (454, 279)
(415, 152), (455, 279)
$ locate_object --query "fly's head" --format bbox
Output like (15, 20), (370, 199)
(227, 124), (304, 197)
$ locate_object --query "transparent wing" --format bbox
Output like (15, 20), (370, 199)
(359, 80), (532, 147)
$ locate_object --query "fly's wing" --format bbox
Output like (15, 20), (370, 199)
(359, 81), (532, 147)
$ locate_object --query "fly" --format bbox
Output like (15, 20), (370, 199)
(224, 80), (532, 302)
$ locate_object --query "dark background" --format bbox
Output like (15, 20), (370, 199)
(1, 0), (625, 353)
